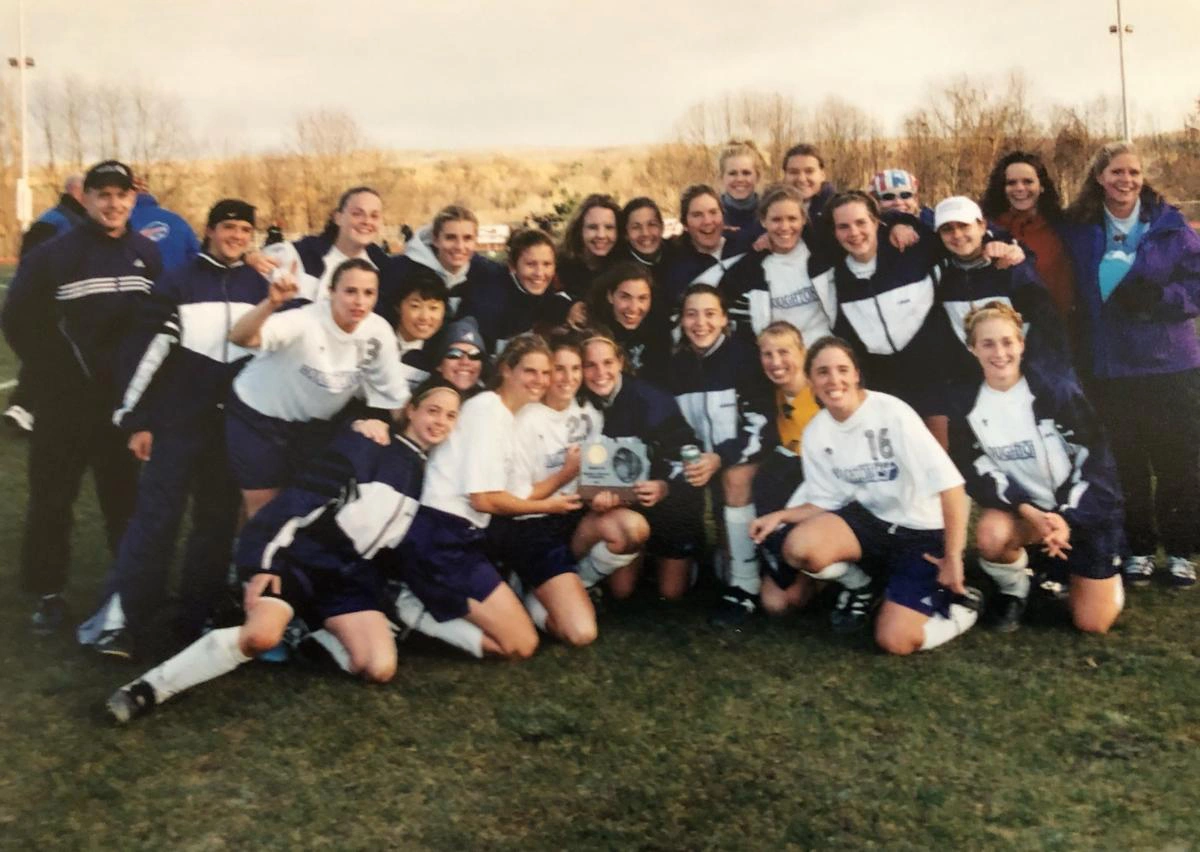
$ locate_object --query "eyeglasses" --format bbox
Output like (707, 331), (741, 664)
(879, 191), (915, 201)
(445, 347), (484, 362)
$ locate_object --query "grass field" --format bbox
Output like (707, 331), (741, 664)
(1, 263), (1199, 850)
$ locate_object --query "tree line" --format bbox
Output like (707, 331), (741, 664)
(1, 72), (1197, 256)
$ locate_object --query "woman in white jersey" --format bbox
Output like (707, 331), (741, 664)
(947, 301), (1124, 634)
(395, 335), (588, 658)
(751, 337), (981, 654)
(498, 331), (649, 627)
(226, 258), (409, 517)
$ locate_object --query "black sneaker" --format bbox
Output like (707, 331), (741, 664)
(830, 585), (876, 634)
(3, 404), (33, 433)
(30, 594), (67, 635)
(709, 586), (757, 628)
(990, 593), (1025, 633)
(94, 628), (134, 659)
(954, 585), (985, 613)
(106, 681), (157, 724)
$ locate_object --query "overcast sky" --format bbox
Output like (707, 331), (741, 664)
(4, 0), (1197, 153)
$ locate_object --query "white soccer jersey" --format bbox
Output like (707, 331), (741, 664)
(421, 391), (516, 528)
(754, 243), (834, 346)
(233, 302), (409, 422)
(794, 391), (963, 530)
(965, 378), (1061, 511)
(510, 399), (603, 503)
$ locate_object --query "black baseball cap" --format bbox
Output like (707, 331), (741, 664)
(207, 199), (256, 229)
(84, 160), (134, 191)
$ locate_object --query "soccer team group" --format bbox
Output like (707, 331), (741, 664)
(2, 137), (1198, 725)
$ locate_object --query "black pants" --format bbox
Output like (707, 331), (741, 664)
(19, 383), (139, 596)
(1090, 368), (1200, 557)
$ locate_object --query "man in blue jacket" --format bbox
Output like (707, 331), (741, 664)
(1, 160), (162, 633)
(129, 183), (200, 272)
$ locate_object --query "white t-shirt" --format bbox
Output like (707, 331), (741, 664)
(965, 378), (1060, 510)
(760, 241), (832, 346)
(793, 391), (963, 530)
(421, 391), (516, 528)
(234, 302), (409, 422)
(510, 400), (603, 514)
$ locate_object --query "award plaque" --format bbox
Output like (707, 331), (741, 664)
(578, 436), (651, 502)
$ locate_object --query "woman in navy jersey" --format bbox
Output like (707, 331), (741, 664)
(661, 184), (752, 318)
(226, 258), (409, 517)
(396, 335), (589, 659)
(580, 333), (704, 600)
(105, 379), (463, 723)
(457, 228), (571, 354)
(751, 337), (980, 654)
(717, 139), (768, 244)
(586, 262), (672, 386)
(556, 194), (622, 304)
(722, 183), (837, 348)
(620, 197), (677, 283)
(255, 186), (390, 302)
(377, 205), (505, 319)
(670, 284), (774, 624)
(931, 195), (1069, 387)
(947, 301), (1124, 633)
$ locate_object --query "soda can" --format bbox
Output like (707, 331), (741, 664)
(680, 444), (702, 465)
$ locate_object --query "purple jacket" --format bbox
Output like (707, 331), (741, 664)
(1062, 199), (1200, 380)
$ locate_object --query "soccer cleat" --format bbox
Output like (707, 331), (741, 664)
(106, 681), (157, 724)
(3, 404), (33, 433)
(954, 585), (985, 613)
(1122, 554), (1156, 587)
(991, 594), (1026, 633)
(30, 594), (67, 635)
(1166, 556), (1197, 589)
(708, 586), (757, 628)
(830, 585), (876, 634)
(94, 628), (134, 660)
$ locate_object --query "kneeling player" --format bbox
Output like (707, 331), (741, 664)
(751, 337), (980, 654)
(106, 380), (461, 722)
(947, 302), (1124, 633)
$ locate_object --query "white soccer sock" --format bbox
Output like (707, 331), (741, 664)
(808, 560), (871, 590)
(979, 551), (1031, 599)
(723, 503), (762, 595)
(576, 541), (638, 588)
(394, 585), (484, 658)
(523, 592), (549, 631)
(306, 629), (353, 673)
(138, 627), (251, 704)
(919, 602), (979, 651)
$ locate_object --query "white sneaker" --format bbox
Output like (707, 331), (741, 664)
(3, 404), (33, 433)
(1122, 554), (1156, 587)
(1166, 556), (1197, 589)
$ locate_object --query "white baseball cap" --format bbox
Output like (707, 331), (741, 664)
(934, 196), (984, 230)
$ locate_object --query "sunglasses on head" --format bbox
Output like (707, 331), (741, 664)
(879, 191), (915, 201)
(445, 347), (484, 362)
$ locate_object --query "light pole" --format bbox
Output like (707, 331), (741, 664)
(7, 0), (35, 232)
(1108, 0), (1133, 142)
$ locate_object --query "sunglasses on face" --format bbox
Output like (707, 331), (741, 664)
(445, 347), (484, 362)
(879, 191), (915, 201)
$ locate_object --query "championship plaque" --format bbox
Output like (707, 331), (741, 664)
(578, 436), (651, 502)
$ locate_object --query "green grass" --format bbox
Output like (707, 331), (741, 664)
(1, 263), (1199, 849)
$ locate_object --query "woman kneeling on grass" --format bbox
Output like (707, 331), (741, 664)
(496, 331), (649, 622)
(392, 335), (591, 659)
(106, 379), (462, 723)
(947, 302), (1124, 634)
(750, 337), (981, 654)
